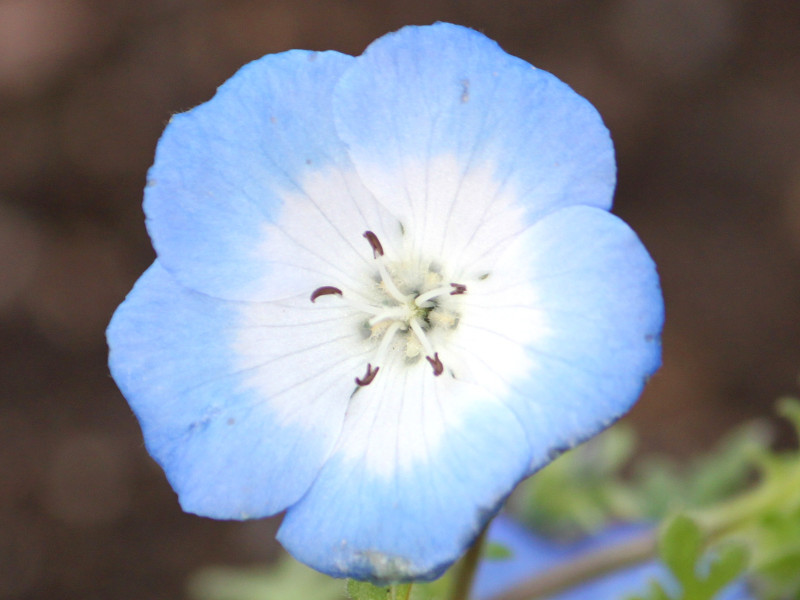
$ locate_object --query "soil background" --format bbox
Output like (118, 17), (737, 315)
(2, 1), (800, 598)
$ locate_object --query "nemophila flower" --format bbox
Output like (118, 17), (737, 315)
(474, 517), (753, 600)
(107, 23), (663, 582)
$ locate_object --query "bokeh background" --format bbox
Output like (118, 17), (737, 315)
(2, 1), (799, 598)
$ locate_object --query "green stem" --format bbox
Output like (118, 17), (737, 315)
(389, 583), (413, 600)
(695, 473), (788, 540)
(450, 523), (491, 600)
(486, 529), (657, 600)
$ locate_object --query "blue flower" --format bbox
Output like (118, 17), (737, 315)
(107, 23), (663, 582)
(474, 517), (753, 600)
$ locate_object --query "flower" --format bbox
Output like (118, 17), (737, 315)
(474, 517), (753, 600)
(107, 22), (663, 582)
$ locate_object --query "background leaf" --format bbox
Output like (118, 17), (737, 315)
(188, 556), (345, 600)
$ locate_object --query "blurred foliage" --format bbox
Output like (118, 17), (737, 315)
(484, 542), (514, 561)
(708, 398), (800, 600)
(628, 515), (748, 600)
(187, 556), (346, 600)
(510, 417), (770, 538)
(188, 398), (800, 600)
(510, 423), (641, 537)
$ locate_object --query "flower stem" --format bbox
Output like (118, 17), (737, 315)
(390, 583), (413, 600)
(449, 522), (491, 600)
(486, 529), (657, 600)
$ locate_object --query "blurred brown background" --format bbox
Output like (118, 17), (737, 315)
(1, 1), (799, 598)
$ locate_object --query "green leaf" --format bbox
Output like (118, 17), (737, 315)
(484, 542), (513, 561)
(651, 515), (748, 600)
(748, 505), (800, 596)
(634, 458), (685, 519)
(684, 422), (769, 508)
(659, 514), (703, 581)
(714, 397), (800, 598)
(758, 545), (800, 584)
(705, 544), (749, 590)
(647, 579), (674, 600)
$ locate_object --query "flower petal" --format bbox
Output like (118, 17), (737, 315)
(276, 360), (531, 582)
(451, 205), (663, 472)
(145, 50), (398, 301)
(107, 261), (368, 518)
(333, 23), (615, 269)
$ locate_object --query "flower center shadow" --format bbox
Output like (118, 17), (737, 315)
(310, 230), (468, 390)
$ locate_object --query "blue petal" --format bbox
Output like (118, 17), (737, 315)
(333, 23), (615, 262)
(107, 262), (365, 518)
(453, 205), (663, 472)
(145, 50), (396, 301)
(276, 360), (531, 582)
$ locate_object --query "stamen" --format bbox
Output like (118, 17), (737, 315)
(310, 286), (343, 303)
(343, 229), (460, 381)
(426, 353), (444, 376)
(376, 258), (411, 304)
(374, 321), (404, 363)
(310, 286), (387, 316)
(369, 306), (408, 327)
(414, 282), (467, 307)
(363, 231), (384, 258)
(362, 230), (409, 303)
(355, 364), (379, 386)
(408, 318), (436, 357)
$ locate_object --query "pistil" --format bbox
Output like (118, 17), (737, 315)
(369, 306), (410, 327)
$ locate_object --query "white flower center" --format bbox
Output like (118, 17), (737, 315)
(311, 231), (466, 387)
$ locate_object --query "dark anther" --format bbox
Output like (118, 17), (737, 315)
(363, 231), (384, 258)
(310, 286), (343, 303)
(426, 353), (444, 376)
(355, 363), (380, 386)
(449, 283), (467, 295)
